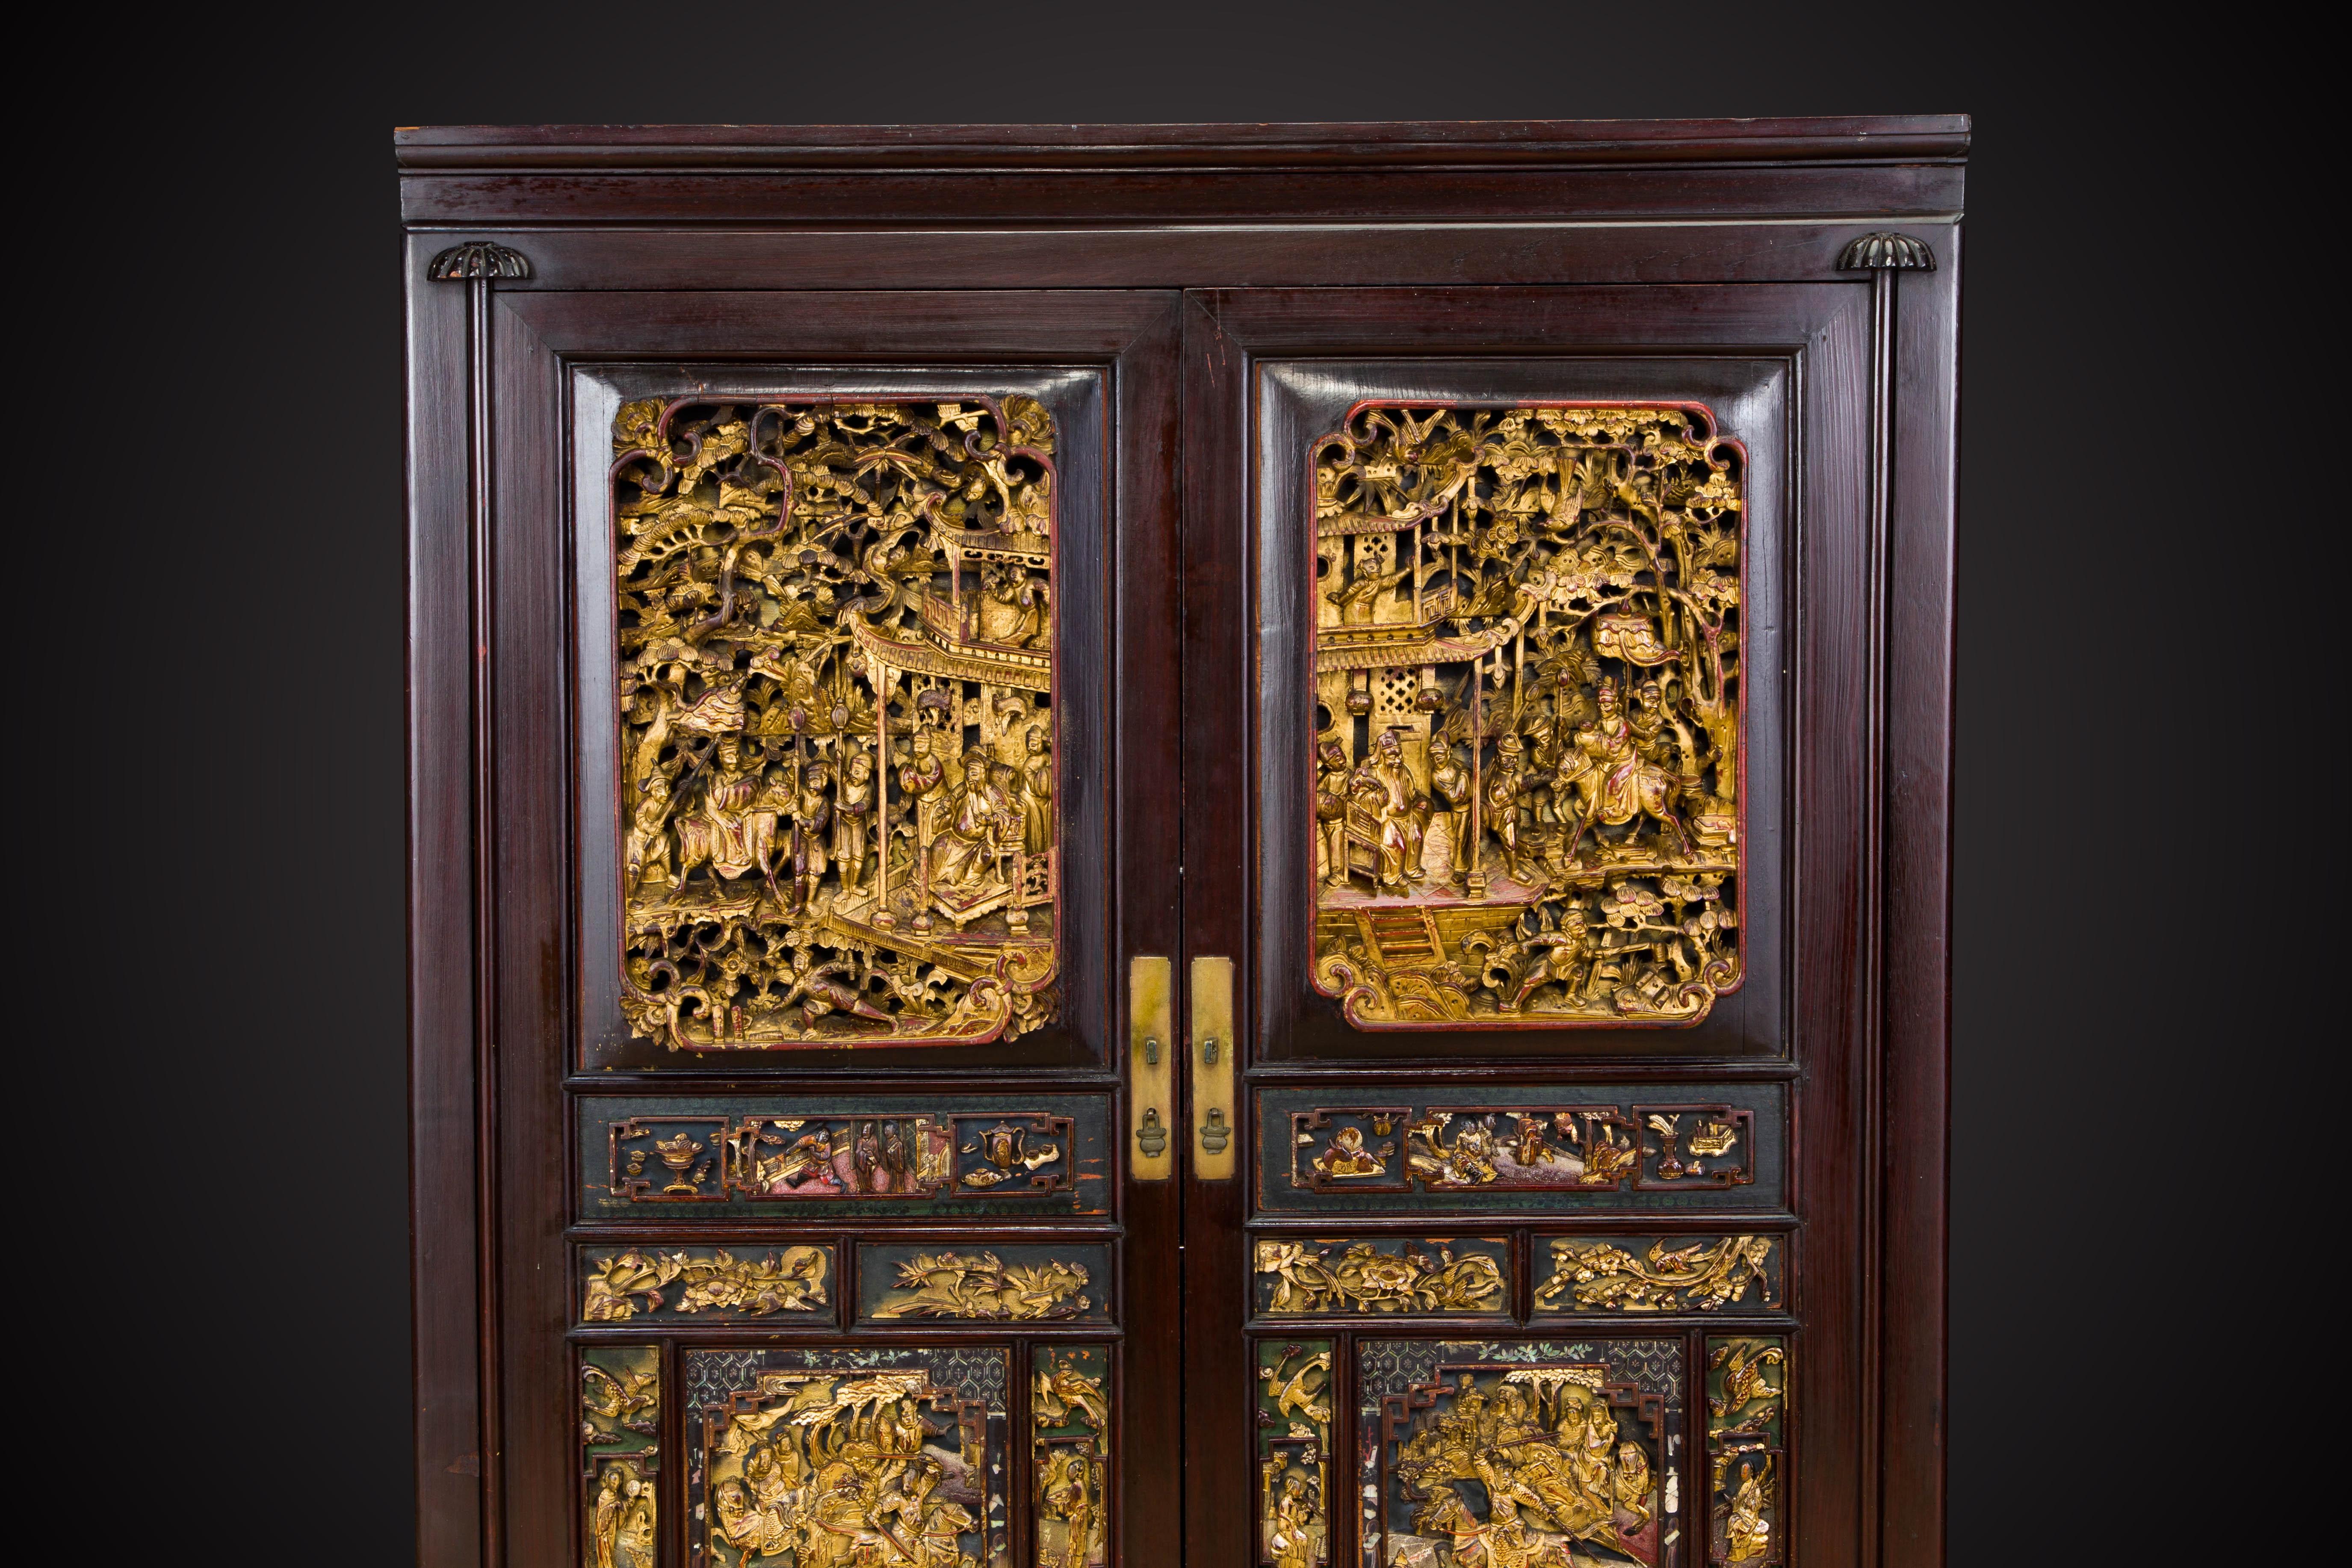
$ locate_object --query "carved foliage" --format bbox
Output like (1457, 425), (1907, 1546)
(1706, 1337), (1786, 1565)
(1534, 1235), (1780, 1314)
(582, 1344), (660, 1568)
(613, 396), (1060, 1050)
(864, 1244), (1107, 1323)
(1257, 1341), (1332, 1568)
(1253, 1235), (1508, 1316)
(1033, 1347), (1111, 1568)
(582, 1245), (832, 1322)
(1309, 403), (1743, 1028)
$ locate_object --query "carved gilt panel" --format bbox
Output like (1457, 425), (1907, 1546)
(1251, 1235), (1509, 1317)
(1309, 403), (1743, 1029)
(579, 1096), (1112, 1220)
(858, 1243), (1111, 1324)
(581, 1344), (661, 1568)
(686, 1345), (1011, 1568)
(1705, 1337), (1786, 1565)
(613, 396), (1060, 1052)
(579, 1244), (833, 1323)
(1257, 1339), (1333, 1568)
(1359, 1338), (1684, 1568)
(1533, 1235), (1782, 1316)
(1032, 1347), (1111, 1568)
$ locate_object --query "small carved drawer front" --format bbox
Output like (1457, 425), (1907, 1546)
(1534, 1234), (1785, 1316)
(580, 1344), (660, 1568)
(613, 396), (1062, 1054)
(579, 1243), (835, 1324)
(582, 1096), (1113, 1220)
(857, 1243), (1114, 1325)
(686, 1345), (1014, 1568)
(1309, 403), (1744, 1031)
(1252, 1234), (1511, 1318)
(1357, 1337), (1687, 1568)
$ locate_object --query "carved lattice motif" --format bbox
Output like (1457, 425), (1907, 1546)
(1311, 403), (1744, 1028)
(612, 396), (1060, 1049)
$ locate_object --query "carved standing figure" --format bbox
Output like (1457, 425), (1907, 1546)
(1349, 727), (1428, 893)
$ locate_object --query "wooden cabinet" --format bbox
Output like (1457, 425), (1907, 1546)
(402, 118), (1962, 1568)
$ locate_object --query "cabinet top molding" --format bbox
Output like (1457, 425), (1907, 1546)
(393, 116), (1970, 172)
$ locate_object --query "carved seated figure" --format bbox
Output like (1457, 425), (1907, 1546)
(1347, 727), (1429, 893)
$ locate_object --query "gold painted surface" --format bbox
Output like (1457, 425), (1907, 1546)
(582, 1344), (660, 1568)
(1255, 1237), (1507, 1315)
(1191, 955), (1237, 1179)
(1309, 404), (1744, 1028)
(1535, 1235), (1777, 1314)
(1706, 1337), (1786, 1565)
(1259, 1341), (1332, 1567)
(870, 1250), (1094, 1321)
(614, 397), (1060, 1050)
(582, 1245), (830, 1321)
(1033, 1348), (1110, 1568)
(1129, 956), (1175, 1181)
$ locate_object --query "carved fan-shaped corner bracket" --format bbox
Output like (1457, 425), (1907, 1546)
(427, 241), (532, 281)
(1836, 232), (1935, 272)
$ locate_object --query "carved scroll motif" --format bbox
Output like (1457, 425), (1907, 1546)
(1534, 1235), (1779, 1314)
(1253, 1236), (1508, 1316)
(1033, 1347), (1111, 1568)
(582, 1344), (660, 1568)
(1258, 1341), (1332, 1568)
(1309, 403), (1744, 1028)
(1706, 1338), (1786, 1565)
(613, 396), (1060, 1051)
(689, 1346), (1011, 1568)
(1359, 1338), (1684, 1568)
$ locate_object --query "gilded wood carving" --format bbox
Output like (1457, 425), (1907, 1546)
(689, 1346), (1010, 1568)
(614, 396), (1059, 1051)
(1288, 1103), (1750, 1193)
(1534, 1236), (1779, 1314)
(582, 1344), (660, 1568)
(1253, 1236), (1508, 1315)
(1705, 1338), (1785, 1565)
(868, 1249), (1096, 1322)
(1257, 1341), (1332, 1568)
(1360, 1338), (1682, 1568)
(581, 1245), (831, 1321)
(1033, 1347), (1111, 1568)
(1309, 403), (1743, 1028)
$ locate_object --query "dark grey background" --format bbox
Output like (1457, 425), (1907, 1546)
(61, 8), (2272, 1559)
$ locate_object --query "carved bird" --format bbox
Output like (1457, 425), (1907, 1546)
(1263, 1349), (1332, 1426)
(1034, 1365), (1109, 1430)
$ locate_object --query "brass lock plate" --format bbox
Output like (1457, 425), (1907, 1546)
(1191, 955), (1236, 1180)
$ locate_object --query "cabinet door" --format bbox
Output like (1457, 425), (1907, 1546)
(1179, 282), (1944, 1568)
(407, 281), (1185, 1567)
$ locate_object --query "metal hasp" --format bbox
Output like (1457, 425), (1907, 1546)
(1190, 956), (1236, 1179)
(1129, 957), (1175, 1180)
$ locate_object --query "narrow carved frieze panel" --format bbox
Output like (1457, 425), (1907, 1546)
(1533, 1235), (1782, 1315)
(579, 1096), (1112, 1219)
(686, 1345), (1011, 1568)
(1254, 1086), (1782, 1214)
(582, 1344), (660, 1568)
(1309, 402), (1744, 1029)
(613, 396), (1060, 1051)
(1033, 1347), (1111, 1568)
(1705, 1337), (1786, 1565)
(1360, 1338), (1684, 1568)
(860, 1243), (1112, 1324)
(1257, 1339), (1333, 1568)
(580, 1244), (833, 1323)
(1252, 1235), (1509, 1317)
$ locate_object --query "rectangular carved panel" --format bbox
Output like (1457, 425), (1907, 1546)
(581, 1344), (660, 1568)
(858, 1243), (1112, 1324)
(1032, 1346), (1111, 1568)
(1254, 1085), (1782, 1214)
(579, 1096), (1112, 1220)
(1251, 1235), (1509, 1317)
(686, 1344), (1011, 1568)
(1705, 1337), (1786, 1565)
(579, 1244), (833, 1323)
(1359, 1337), (1684, 1568)
(614, 396), (1059, 1052)
(1532, 1235), (1782, 1315)
(1309, 403), (1743, 1030)
(1257, 1338), (1332, 1567)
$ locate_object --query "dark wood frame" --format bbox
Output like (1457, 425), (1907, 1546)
(405, 118), (1958, 1568)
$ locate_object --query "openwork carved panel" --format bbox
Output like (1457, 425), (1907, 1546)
(578, 1096), (1112, 1220)
(1252, 1235), (1509, 1317)
(1533, 1235), (1782, 1315)
(1032, 1347), (1111, 1568)
(1257, 1339), (1333, 1568)
(1309, 403), (1743, 1028)
(1705, 1337), (1786, 1565)
(613, 396), (1060, 1051)
(1360, 1338), (1684, 1568)
(582, 1344), (660, 1568)
(687, 1346), (1011, 1568)
(858, 1243), (1112, 1324)
(579, 1244), (833, 1323)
